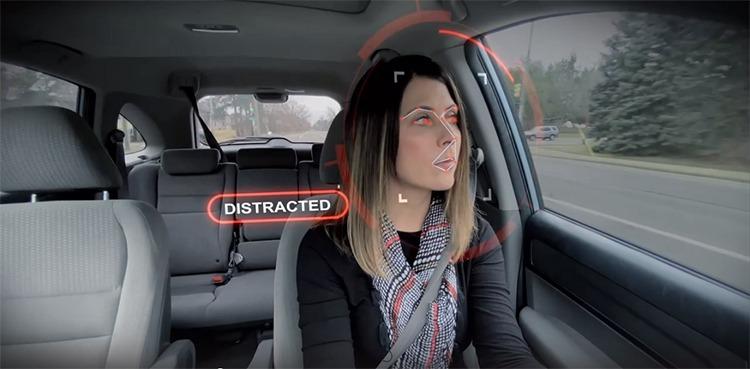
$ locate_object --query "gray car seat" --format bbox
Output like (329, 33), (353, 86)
(235, 147), (298, 273)
(0, 106), (195, 368)
(129, 148), (275, 328)
(297, 143), (336, 198)
(260, 112), (347, 368)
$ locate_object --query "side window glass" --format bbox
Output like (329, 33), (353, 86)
(117, 114), (146, 154)
(487, 12), (749, 291)
(1, 62), (79, 111)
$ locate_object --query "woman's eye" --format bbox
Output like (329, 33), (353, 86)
(445, 113), (459, 125)
(413, 115), (433, 126)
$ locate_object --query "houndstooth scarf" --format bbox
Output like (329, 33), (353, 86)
(372, 196), (458, 369)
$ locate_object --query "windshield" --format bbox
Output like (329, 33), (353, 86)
(197, 94), (341, 144)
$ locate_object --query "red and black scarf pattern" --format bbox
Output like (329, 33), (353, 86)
(372, 197), (458, 368)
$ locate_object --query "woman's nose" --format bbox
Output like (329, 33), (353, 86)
(439, 127), (457, 147)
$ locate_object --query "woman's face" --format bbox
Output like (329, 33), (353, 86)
(395, 76), (462, 192)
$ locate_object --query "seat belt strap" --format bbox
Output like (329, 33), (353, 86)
(106, 129), (129, 199)
(179, 86), (226, 162)
(376, 245), (454, 369)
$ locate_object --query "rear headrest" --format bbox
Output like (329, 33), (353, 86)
(236, 148), (297, 169)
(161, 149), (220, 175)
(311, 143), (324, 165)
(0, 106), (122, 193)
(320, 111), (345, 185)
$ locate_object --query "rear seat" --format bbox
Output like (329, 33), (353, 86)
(297, 143), (337, 197)
(234, 148), (298, 272)
(129, 148), (273, 329)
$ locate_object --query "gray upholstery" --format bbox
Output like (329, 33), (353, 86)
(150, 339), (195, 369)
(319, 111), (345, 185)
(311, 142), (323, 165)
(248, 339), (274, 369)
(0, 201), (177, 367)
(272, 114), (347, 368)
(161, 149), (220, 175)
(298, 143), (336, 198)
(237, 147), (297, 169)
(129, 148), (276, 328)
(129, 163), (160, 207)
(238, 240), (279, 270)
(236, 147), (298, 272)
(273, 208), (323, 368)
(0, 106), (193, 368)
(519, 307), (620, 368)
(165, 146), (303, 327)
(156, 162), (237, 275)
(170, 271), (274, 328)
(0, 106), (121, 193)
(463, 343), (480, 368)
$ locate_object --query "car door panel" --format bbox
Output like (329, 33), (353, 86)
(526, 211), (748, 368)
(526, 271), (663, 368)
(519, 305), (621, 368)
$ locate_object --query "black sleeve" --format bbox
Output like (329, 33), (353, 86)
(469, 219), (545, 368)
(296, 229), (357, 368)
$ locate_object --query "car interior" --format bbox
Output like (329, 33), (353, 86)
(1, 1), (748, 368)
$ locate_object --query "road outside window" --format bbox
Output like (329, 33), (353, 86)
(487, 12), (749, 291)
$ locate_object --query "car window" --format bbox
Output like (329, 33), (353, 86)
(117, 114), (146, 154)
(1, 62), (79, 111)
(487, 12), (749, 291)
(196, 94), (341, 144)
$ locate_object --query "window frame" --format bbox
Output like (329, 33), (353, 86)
(466, 40), (543, 216)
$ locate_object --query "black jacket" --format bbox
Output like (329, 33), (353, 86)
(296, 216), (544, 368)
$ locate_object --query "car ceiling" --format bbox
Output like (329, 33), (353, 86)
(0, 0), (475, 99)
(2, 1), (743, 101)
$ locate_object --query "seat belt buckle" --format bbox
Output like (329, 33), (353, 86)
(226, 251), (244, 274)
(213, 251), (244, 286)
(230, 250), (244, 266)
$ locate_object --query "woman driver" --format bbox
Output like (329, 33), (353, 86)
(296, 55), (543, 368)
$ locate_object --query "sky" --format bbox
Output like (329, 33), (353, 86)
(486, 12), (623, 69)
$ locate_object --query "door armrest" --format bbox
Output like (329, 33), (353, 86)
(519, 307), (619, 368)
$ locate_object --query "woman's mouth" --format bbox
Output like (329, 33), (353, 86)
(433, 157), (456, 172)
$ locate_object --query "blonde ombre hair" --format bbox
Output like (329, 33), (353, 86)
(327, 55), (476, 277)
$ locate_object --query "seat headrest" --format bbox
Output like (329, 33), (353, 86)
(0, 106), (122, 193)
(161, 149), (220, 175)
(236, 148), (297, 169)
(319, 111), (345, 185)
(311, 143), (324, 165)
